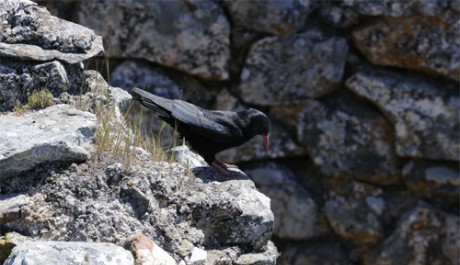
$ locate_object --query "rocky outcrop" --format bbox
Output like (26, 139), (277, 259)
(0, 1), (278, 264)
(0, 0), (103, 64)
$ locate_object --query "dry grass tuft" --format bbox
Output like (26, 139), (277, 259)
(27, 89), (53, 109)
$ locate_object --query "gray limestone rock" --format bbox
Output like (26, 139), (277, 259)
(79, 0), (230, 80)
(186, 178), (273, 251)
(245, 162), (330, 240)
(4, 241), (134, 265)
(30, 61), (70, 94)
(2, 155), (276, 263)
(205, 241), (278, 265)
(0, 104), (96, 179)
(324, 182), (385, 244)
(233, 241), (278, 265)
(235, 28), (348, 106)
(0, 194), (29, 223)
(0, 60), (83, 111)
(0, 232), (33, 264)
(185, 247), (207, 265)
(0, 0), (103, 64)
(346, 69), (460, 161)
(0, 63), (27, 111)
(224, 0), (317, 35)
(296, 98), (400, 185)
(172, 145), (208, 169)
(83, 70), (133, 121)
(403, 160), (459, 203)
(352, 14), (460, 81)
(364, 202), (459, 265)
(125, 234), (176, 265)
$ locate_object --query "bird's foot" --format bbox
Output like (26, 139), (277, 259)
(211, 160), (240, 177)
(213, 159), (239, 169)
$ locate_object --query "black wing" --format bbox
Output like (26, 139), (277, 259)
(132, 87), (243, 143)
(131, 87), (174, 120)
(171, 100), (243, 143)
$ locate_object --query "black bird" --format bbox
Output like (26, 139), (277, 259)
(131, 87), (270, 175)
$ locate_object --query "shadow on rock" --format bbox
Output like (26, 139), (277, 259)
(192, 166), (250, 183)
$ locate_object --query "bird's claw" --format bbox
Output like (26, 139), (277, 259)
(213, 159), (238, 169)
(211, 160), (240, 177)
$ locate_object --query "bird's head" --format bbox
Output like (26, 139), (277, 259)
(244, 109), (271, 153)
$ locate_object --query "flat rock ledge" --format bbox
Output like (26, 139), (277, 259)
(0, 0), (104, 64)
(3, 241), (134, 265)
(0, 104), (96, 180)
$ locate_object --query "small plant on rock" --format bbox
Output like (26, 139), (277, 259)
(27, 89), (53, 109)
(13, 100), (29, 115)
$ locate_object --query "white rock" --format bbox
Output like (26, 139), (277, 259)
(4, 241), (134, 265)
(186, 247), (207, 265)
(0, 104), (96, 180)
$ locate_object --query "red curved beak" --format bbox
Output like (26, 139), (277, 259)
(262, 135), (270, 153)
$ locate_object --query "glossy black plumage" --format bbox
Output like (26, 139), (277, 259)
(131, 87), (270, 164)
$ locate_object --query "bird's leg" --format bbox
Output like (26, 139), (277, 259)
(211, 160), (239, 177)
(213, 159), (238, 169)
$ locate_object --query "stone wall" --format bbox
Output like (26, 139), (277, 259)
(31, 0), (460, 264)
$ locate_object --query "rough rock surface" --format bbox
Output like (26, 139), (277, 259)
(0, 104), (96, 180)
(324, 182), (385, 244)
(317, 0), (457, 28)
(245, 163), (330, 240)
(172, 145), (208, 169)
(0, 0), (103, 64)
(0, 232), (33, 263)
(125, 234), (176, 265)
(235, 27), (348, 106)
(0, 59), (84, 111)
(346, 69), (460, 161)
(364, 202), (459, 265)
(4, 241), (134, 265)
(403, 160), (459, 203)
(78, 0), (230, 80)
(295, 97), (400, 185)
(0, 194), (29, 224)
(1, 157), (275, 263)
(353, 14), (460, 81)
(224, 0), (317, 35)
